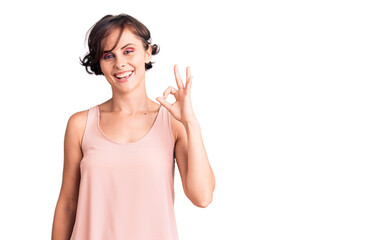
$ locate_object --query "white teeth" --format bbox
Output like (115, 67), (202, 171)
(115, 71), (133, 78)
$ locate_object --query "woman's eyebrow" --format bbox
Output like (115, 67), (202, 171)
(103, 43), (136, 53)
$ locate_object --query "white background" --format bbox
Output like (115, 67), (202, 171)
(0, 0), (390, 239)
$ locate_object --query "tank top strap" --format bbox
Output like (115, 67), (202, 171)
(159, 106), (175, 150)
(80, 105), (100, 153)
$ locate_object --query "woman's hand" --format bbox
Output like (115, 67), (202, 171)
(156, 64), (197, 124)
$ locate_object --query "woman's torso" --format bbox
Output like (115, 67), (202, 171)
(69, 101), (179, 240)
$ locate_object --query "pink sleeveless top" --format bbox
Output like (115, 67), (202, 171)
(70, 104), (179, 240)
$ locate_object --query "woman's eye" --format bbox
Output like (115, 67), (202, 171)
(103, 49), (132, 59)
(103, 54), (113, 59)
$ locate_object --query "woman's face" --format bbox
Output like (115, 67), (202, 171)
(99, 27), (151, 90)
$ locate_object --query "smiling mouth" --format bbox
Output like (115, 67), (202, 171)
(114, 71), (133, 79)
(114, 71), (133, 83)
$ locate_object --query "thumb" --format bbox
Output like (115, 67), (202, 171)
(156, 97), (172, 111)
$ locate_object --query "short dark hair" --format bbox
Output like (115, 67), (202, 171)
(80, 13), (160, 75)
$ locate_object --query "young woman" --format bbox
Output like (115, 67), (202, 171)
(51, 13), (215, 240)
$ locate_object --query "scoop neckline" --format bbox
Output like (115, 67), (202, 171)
(96, 104), (163, 145)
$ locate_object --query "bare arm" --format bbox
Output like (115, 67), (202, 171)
(181, 119), (215, 207)
(171, 113), (215, 208)
(51, 111), (86, 240)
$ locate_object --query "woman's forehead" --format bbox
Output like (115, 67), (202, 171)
(102, 28), (141, 51)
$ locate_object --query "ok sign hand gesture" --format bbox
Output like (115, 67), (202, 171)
(156, 64), (197, 124)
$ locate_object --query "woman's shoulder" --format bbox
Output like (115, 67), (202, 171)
(66, 108), (90, 147)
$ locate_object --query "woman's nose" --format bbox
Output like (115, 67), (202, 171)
(115, 57), (126, 69)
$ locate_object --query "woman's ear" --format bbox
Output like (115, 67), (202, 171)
(145, 45), (152, 63)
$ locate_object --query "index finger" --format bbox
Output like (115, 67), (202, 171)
(174, 64), (184, 89)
